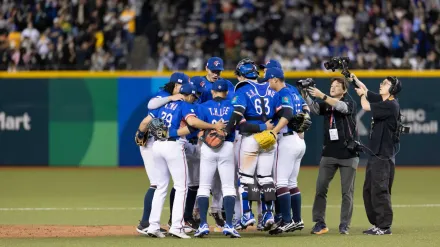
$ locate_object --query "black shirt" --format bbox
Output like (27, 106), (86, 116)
(367, 91), (400, 158)
(319, 95), (358, 159)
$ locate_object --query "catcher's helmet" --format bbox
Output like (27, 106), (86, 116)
(235, 58), (259, 79)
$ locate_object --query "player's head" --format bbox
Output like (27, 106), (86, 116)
(330, 77), (348, 97)
(263, 67), (285, 91)
(179, 83), (198, 103)
(190, 76), (206, 99)
(211, 78), (228, 99)
(164, 72), (190, 95)
(205, 57), (224, 82)
(259, 59), (282, 75)
(380, 76), (401, 97)
(235, 58), (259, 81)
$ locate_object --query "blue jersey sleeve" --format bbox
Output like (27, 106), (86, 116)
(154, 90), (171, 98)
(149, 108), (160, 118)
(226, 80), (235, 100)
(181, 102), (197, 121)
(231, 88), (247, 110)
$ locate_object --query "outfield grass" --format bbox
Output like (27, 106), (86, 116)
(0, 167), (439, 246)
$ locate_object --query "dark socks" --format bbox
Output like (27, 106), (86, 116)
(184, 186), (198, 220)
(141, 187), (156, 224)
(197, 196), (209, 225)
(290, 187), (302, 222)
(169, 187), (176, 220)
(276, 187), (291, 223)
(223, 196), (235, 226)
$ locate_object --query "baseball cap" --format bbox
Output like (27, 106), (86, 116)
(190, 76), (206, 94)
(212, 79), (228, 92)
(170, 72), (190, 84)
(206, 57), (224, 71)
(259, 59), (282, 69)
(263, 67), (284, 81)
(179, 83), (198, 97)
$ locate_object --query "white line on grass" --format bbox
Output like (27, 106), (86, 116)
(1, 204), (440, 211)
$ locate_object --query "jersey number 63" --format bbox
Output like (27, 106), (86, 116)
(254, 98), (270, 115)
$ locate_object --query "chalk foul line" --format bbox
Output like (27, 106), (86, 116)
(1, 204), (440, 211)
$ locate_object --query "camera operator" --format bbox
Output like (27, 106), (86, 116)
(350, 73), (401, 235)
(302, 77), (359, 235)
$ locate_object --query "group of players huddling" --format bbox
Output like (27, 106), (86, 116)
(134, 57), (312, 239)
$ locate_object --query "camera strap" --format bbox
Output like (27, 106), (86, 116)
(329, 108), (336, 128)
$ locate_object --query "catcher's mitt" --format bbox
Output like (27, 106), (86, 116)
(288, 112), (312, 132)
(253, 130), (277, 150)
(147, 118), (168, 141)
(199, 129), (226, 149)
(135, 130), (148, 146)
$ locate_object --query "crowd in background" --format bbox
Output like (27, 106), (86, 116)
(0, 0), (138, 71)
(2, 0), (440, 71)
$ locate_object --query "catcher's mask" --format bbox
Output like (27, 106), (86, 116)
(235, 58), (259, 79)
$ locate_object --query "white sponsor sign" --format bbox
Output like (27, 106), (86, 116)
(0, 112), (32, 131)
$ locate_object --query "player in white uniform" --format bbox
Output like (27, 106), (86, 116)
(140, 84), (225, 239)
(262, 67), (307, 234)
(135, 72), (188, 235)
(224, 58), (278, 232)
(193, 79), (241, 238)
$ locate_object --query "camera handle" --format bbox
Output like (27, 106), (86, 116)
(340, 61), (359, 89)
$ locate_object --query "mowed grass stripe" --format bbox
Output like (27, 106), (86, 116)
(1, 204), (440, 211)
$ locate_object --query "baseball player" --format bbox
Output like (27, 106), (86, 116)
(140, 83), (225, 239)
(135, 72), (189, 235)
(193, 67), (235, 227)
(194, 79), (241, 238)
(263, 67), (308, 234)
(224, 58), (278, 231)
(259, 60), (310, 232)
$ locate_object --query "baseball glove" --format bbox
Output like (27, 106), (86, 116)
(199, 129), (226, 149)
(288, 112), (312, 132)
(253, 130), (277, 150)
(147, 118), (168, 141)
(135, 130), (148, 146)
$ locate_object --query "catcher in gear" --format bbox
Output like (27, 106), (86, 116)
(194, 79), (241, 238)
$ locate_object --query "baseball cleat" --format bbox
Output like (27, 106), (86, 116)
(211, 212), (225, 227)
(234, 220), (243, 230)
(168, 229), (191, 239)
(262, 211), (276, 231)
(269, 220), (294, 235)
(146, 229), (166, 238)
(289, 219), (304, 232)
(311, 222), (329, 235)
(136, 225), (148, 235)
(184, 218), (199, 232)
(194, 223), (210, 238)
(223, 224), (241, 238)
(240, 211), (256, 229)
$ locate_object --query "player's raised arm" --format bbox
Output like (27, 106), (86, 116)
(147, 72), (188, 110)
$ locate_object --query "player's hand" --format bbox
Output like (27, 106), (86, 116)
(213, 121), (226, 131)
(168, 94), (185, 101)
(265, 120), (274, 130)
(307, 87), (325, 99)
(355, 87), (366, 97)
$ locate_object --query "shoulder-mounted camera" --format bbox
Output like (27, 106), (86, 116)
(296, 78), (316, 89)
(324, 57), (358, 88)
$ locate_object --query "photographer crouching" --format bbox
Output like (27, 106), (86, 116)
(300, 77), (359, 235)
(350, 73), (404, 235)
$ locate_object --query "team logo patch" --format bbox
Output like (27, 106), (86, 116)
(282, 96), (290, 104)
(200, 81), (205, 87)
(231, 96), (238, 104)
(214, 61), (220, 66)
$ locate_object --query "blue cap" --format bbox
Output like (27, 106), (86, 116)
(212, 79), (228, 92)
(206, 57), (224, 71)
(170, 72), (190, 84)
(190, 76), (205, 94)
(259, 59), (282, 69)
(180, 83), (198, 96)
(263, 67), (284, 81)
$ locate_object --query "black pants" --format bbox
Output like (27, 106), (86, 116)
(363, 156), (395, 229)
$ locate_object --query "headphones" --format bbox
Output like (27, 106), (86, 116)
(387, 76), (402, 95)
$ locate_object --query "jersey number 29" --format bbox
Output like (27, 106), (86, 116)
(160, 112), (173, 127)
(254, 98), (270, 115)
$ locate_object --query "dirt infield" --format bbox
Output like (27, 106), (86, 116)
(0, 225), (258, 238)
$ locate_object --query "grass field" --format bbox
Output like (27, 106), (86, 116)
(0, 167), (439, 247)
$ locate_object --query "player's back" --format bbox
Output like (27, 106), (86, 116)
(200, 77), (235, 103)
(232, 80), (277, 125)
(150, 100), (195, 136)
(200, 99), (235, 141)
